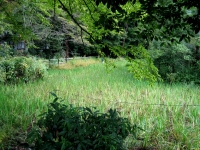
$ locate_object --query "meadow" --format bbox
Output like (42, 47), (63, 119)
(0, 58), (199, 149)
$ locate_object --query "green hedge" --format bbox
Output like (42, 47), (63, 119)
(0, 56), (48, 84)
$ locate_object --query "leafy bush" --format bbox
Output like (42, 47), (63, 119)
(0, 42), (13, 59)
(27, 94), (140, 150)
(149, 40), (200, 84)
(0, 56), (48, 84)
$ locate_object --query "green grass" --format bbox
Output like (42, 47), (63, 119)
(0, 58), (199, 149)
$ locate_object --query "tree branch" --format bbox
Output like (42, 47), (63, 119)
(82, 0), (96, 22)
(54, 0), (56, 19)
(87, 0), (101, 13)
(57, 0), (95, 41)
(68, 0), (73, 14)
(81, 29), (85, 45)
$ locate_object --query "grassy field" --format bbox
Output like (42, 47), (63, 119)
(0, 58), (199, 149)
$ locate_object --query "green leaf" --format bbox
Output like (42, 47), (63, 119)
(85, 107), (93, 115)
(50, 92), (58, 98)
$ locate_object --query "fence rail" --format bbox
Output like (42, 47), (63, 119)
(42, 56), (96, 66)
(50, 91), (200, 107)
(111, 101), (200, 107)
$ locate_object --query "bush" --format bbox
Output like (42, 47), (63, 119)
(0, 56), (48, 84)
(0, 42), (13, 59)
(149, 40), (200, 84)
(27, 94), (140, 150)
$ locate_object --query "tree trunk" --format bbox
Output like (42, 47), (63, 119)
(65, 40), (69, 60)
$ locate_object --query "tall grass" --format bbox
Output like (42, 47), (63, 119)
(0, 58), (199, 149)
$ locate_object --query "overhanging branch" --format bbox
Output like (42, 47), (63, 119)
(57, 0), (95, 41)
(82, 0), (96, 22)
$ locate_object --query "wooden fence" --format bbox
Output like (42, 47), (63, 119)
(42, 56), (96, 66)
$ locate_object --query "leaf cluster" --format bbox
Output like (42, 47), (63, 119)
(27, 94), (140, 150)
(94, 0), (199, 43)
(126, 45), (161, 82)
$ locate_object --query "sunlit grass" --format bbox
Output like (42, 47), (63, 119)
(0, 58), (199, 149)
(52, 57), (100, 69)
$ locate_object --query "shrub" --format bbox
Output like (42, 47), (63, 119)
(0, 56), (48, 84)
(0, 42), (13, 60)
(27, 94), (140, 150)
(149, 40), (200, 84)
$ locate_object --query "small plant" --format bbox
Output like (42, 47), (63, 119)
(27, 93), (140, 150)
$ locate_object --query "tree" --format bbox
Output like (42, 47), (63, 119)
(0, 0), (94, 58)
(54, 0), (199, 81)
(1, 0), (199, 82)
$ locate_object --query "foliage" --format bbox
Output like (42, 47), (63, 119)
(0, 56), (48, 84)
(94, 0), (199, 35)
(149, 38), (200, 84)
(0, 0), (94, 59)
(1, 0), (200, 83)
(126, 45), (161, 82)
(27, 93), (140, 150)
(0, 42), (13, 59)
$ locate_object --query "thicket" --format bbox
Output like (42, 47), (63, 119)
(0, 56), (48, 84)
(149, 37), (200, 84)
(0, 42), (13, 58)
(27, 94), (140, 150)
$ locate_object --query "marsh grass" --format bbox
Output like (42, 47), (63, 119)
(0, 58), (199, 149)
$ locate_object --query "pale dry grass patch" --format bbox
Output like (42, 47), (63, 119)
(58, 58), (100, 69)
